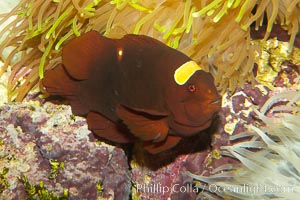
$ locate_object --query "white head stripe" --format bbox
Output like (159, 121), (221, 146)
(174, 61), (202, 85)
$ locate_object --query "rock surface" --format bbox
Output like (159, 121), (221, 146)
(0, 101), (131, 199)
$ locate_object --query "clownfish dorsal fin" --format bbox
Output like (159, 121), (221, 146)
(62, 31), (113, 80)
(122, 34), (166, 48)
(116, 104), (169, 142)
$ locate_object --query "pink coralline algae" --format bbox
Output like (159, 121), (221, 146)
(0, 101), (131, 199)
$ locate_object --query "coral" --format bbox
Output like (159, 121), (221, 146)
(0, 0), (300, 101)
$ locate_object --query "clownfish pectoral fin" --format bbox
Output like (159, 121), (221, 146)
(43, 64), (89, 115)
(87, 111), (134, 143)
(116, 105), (169, 142)
(63, 31), (114, 80)
(143, 135), (181, 154)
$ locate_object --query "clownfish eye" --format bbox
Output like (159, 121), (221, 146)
(188, 84), (196, 93)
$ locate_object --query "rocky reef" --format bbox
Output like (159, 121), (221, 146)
(0, 99), (131, 199)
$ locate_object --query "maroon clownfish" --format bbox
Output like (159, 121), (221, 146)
(42, 31), (221, 154)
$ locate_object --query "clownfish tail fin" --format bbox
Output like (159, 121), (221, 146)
(43, 64), (76, 95)
(42, 64), (88, 115)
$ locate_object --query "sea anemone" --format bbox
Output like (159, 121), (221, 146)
(0, 0), (299, 101)
(187, 88), (300, 199)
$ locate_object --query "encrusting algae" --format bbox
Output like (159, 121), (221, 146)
(0, 0), (299, 101)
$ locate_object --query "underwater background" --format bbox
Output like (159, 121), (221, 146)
(1, 0), (300, 199)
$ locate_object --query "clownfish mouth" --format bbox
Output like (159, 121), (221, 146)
(210, 97), (222, 106)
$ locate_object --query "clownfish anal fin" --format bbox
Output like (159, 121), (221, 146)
(87, 111), (133, 143)
(116, 104), (169, 142)
(143, 135), (181, 154)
